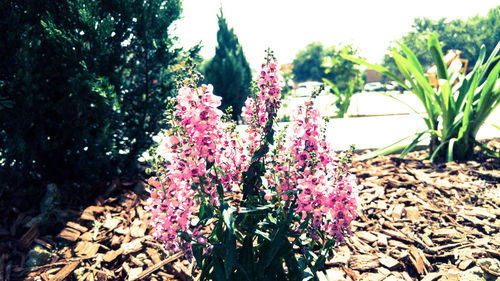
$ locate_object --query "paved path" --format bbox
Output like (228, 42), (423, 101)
(278, 91), (500, 151)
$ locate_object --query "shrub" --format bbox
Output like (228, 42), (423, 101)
(0, 0), (182, 191)
(344, 33), (500, 161)
(147, 51), (360, 280)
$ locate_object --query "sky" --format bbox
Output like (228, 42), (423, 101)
(171, 0), (498, 71)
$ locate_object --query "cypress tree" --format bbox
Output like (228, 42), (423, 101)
(204, 9), (252, 120)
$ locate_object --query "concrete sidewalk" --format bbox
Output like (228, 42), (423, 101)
(278, 92), (500, 151)
(324, 113), (499, 151)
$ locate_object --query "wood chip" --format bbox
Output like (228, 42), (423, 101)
(409, 245), (427, 275)
(130, 252), (183, 281)
(74, 241), (100, 257)
(350, 255), (379, 271)
(103, 217), (121, 231)
(66, 222), (88, 233)
(146, 248), (162, 264)
(128, 267), (143, 281)
(404, 206), (420, 220)
(392, 204), (405, 219)
(57, 227), (81, 242)
(121, 239), (144, 255)
(420, 272), (442, 281)
(81, 206), (106, 221)
(79, 232), (93, 241)
(130, 219), (147, 238)
(18, 225), (39, 250)
(377, 232), (388, 246)
(357, 231), (378, 243)
(458, 259), (473, 270)
(51, 261), (80, 281)
(102, 248), (124, 262)
(380, 229), (412, 243)
(378, 255), (399, 269)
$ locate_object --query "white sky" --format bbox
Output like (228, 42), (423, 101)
(172, 0), (498, 70)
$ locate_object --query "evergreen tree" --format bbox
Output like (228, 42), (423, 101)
(0, 0), (183, 192)
(204, 9), (251, 120)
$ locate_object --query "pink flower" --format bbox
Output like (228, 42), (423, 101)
(148, 51), (360, 258)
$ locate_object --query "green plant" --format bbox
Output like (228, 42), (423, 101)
(343, 33), (500, 161)
(148, 54), (359, 281)
(0, 0), (184, 189)
(323, 79), (355, 118)
(322, 44), (363, 118)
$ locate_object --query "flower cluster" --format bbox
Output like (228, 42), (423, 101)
(276, 101), (359, 240)
(241, 54), (283, 154)
(148, 52), (359, 259)
(147, 83), (243, 253)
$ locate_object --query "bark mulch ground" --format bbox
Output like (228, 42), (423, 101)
(1, 139), (499, 281)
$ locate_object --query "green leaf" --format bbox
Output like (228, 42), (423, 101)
(474, 140), (500, 158)
(447, 138), (457, 162)
(428, 33), (448, 80)
(238, 204), (275, 214)
(232, 262), (252, 281)
(215, 166), (226, 179)
(472, 61), (500, 137)
(397, 41), (426, 76)
(400, 131), (427, 158)
(254, 229), (271, 241)
(430, 139), (450, 162)
(239, 235), (255, 276)
(358, 131), (429, 161)
(212, 256), (227, 281)
(381, 93), (424, 117)
(199, 258), (212, 281)
(284, 252), (302, 280)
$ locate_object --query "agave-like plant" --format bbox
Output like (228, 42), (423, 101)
(343, 33), (500, 162)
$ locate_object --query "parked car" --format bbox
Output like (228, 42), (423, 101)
(385, 81), (404, 92)
(294, 81), (328, 97)
(363, 82), (385, 92)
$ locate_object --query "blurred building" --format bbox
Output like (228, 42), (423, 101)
(365, 69), (383, 83)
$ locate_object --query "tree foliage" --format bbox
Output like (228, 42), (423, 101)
(291, 42), (326, 83)
(382, 5), (500, 76)
(0, 0), (183, 191)
(322, 44), (364, 118)
(322, 44), (363, 92)
(203, 9), (252, 121)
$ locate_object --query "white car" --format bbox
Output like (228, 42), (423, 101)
(294, 81), (328, 97)
(363, 82), (385, 92)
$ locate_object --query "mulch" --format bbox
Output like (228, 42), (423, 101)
(1, 139), (499, 281)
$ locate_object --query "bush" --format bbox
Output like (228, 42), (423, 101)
(0, 0), (183, 191)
